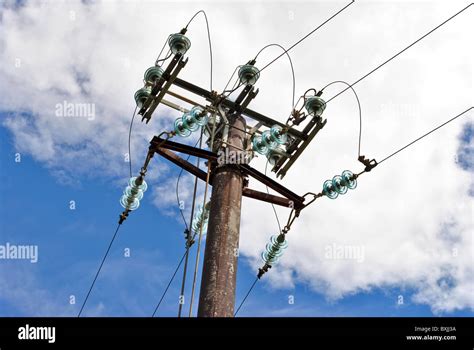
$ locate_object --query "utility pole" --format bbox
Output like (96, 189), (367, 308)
(134, 29), (318, 318)
(197, 115), (246, 317)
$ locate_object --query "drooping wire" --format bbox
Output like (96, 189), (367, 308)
(151, 135), (203, 317)
(259, 0), (355, 73)
(78, 223), (122, 317)
(155, 35), (172, 66)
(156, 52), (173, 66)
(325, 3), (473, 104)
(255, 43), (296, 109)
(265, 161), (282, 234)
(223, 66), (240, 93)
(234, 277), (259, 317)
(320, 81), (362, 157)
(188, 161), (212, 317)
(128, 106), (138, 178)
(185, 10), (213, 91)
(188, 114), (217, 317)
(176, 137), (203, 229)
(377, 107), (473, 166)
(177, 133), (203, 317)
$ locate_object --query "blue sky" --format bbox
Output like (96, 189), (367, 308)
(0, 113), (472, 317)
(0, 0), (473, 317)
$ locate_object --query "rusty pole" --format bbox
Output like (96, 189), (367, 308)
(197, 114), (246, 317)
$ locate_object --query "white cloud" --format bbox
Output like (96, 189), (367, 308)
(0, 0), (472, 314)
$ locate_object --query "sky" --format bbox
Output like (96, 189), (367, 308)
(0, 0), (472, 317)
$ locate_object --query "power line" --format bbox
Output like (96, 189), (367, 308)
(78, 223), (122, 317)
(188, 117), (216, 317)
(188, 162), (211, 316)
(265, 161), (282, 233)
(155, 35), (171, 66)
(259, 0), (355, 73)
(321, 80), (362, 157)
(377, 107), (473, 166)
(128, 106), (138, 178)
(175, 137), (203, 229)
(255, 43), (296, 109)
(234, 277), (259, 317)
(177, 135), (203, 317)
(152, 250), (187, 317)
(325, 3), (473, 104)
(185, 10), (213, 91)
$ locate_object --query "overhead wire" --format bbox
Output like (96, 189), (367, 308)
(152, 250), (187, 317)
(177, 133), (203, 317)
(234, 277), (259, 317)
(320, 80), (362, 157)
(259, 0), (355, 73)
(185, 10), (213, 91)
(255, 43), (296, 109)
(127, 106), (138, 178)
(187, 110), (217, 317)
(377, 107), (473, 166)
(78, 223), (122, 317)
(325, 3), (473, 104)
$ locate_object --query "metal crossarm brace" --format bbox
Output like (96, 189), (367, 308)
(149, 137), (305, 209)
(172, 78), (307, 141)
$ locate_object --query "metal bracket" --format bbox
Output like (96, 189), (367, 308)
(274, 117), (327, 179)
(358, 155), (378, 172)
(140, 55), (188, 124)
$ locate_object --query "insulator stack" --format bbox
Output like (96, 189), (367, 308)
(252, 124), (289, 161)
(174, 106), (210, 137)
(191, 201), (211, 235)
(261, 234), (288, 265)
(120, 176), (148, 211)
(322, 170), (357, 199)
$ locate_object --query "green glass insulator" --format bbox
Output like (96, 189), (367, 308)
(270, 125), (288, 145)
(252, 136), (269, 155)
(174, 118), (192, 137)
(168, 33), (191, 55)
(120, 194), (140, 210)
(266, 243), (284, 257)
(191, 106), (209, 126)
(192, 219), (201, 233)
(332, 175), (348, 195)
(129, 177), (148, 192)
(323, 179), (338, 199)
(124, 186), (144, 201)
(341, 170), (357, 190)
(270, 234), (288, 249)
(238, 64), (260, 86)
(134, 86), (152, 108)
(262, 130), (277, 149)
(144, 66), (164, 85)
(267, 146), (285, 166)
(262, 251), (279, 264)
(304, 96), (326, 117)
(182, 112), (199, 132)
